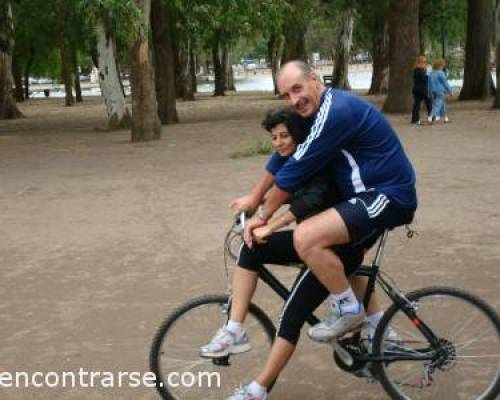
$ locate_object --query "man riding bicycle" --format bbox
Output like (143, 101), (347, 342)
(238, 60), (417, 398)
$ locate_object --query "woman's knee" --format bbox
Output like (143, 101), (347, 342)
(276, 318), (302, 345)
(237, 244), (261, 272)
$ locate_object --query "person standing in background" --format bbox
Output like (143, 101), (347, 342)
(411, 56), (432, 125)
(428, 58), (452, 124)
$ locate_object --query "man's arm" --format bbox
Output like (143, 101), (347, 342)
(252, 175), (333, 243)
(243, 185), (290, 248)
(273, 90), (351, 193)
(258, 186), (291, 220)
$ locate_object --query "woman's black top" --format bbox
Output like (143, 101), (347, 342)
(413, 67), (428, 96)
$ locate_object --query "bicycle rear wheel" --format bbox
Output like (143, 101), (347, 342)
(150, 294), (276, 399)
(372, 286), (500, 400)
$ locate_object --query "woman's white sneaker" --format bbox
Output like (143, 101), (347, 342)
(199, 327), (251, 358)
(226, 385), (267, 400)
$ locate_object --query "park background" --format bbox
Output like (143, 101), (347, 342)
(1, 0), (500, 399)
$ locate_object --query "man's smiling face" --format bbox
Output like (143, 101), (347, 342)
(277, 63), (323, 118)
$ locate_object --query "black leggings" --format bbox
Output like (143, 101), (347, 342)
(411, 92), (432, 123)
(238, 230), (364, 345)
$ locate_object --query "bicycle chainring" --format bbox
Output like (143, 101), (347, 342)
(333, 337), (368, 373)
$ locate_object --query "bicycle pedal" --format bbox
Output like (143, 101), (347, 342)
(334, 342), (354, 367)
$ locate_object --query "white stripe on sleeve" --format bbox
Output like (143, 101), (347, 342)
(293, 89), (333, 161)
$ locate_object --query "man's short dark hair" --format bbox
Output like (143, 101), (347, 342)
(277, 60), (315, 81)
(261, 107), (308, 144)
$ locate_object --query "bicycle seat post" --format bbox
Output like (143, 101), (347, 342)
(372, 230), (389, 268)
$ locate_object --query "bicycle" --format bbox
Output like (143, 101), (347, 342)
(150, 213), (500, 400)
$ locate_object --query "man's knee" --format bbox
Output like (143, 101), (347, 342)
(293, 224), (312, 260)
(293, 222), (334, 264)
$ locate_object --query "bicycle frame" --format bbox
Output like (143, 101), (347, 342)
(254, 230), (442, 364)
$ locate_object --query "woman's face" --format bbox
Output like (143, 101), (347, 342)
(270, 123), (297, 157)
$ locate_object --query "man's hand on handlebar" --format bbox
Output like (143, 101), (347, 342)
(252, 225), (272, 244)
(243, 216), (266, 249)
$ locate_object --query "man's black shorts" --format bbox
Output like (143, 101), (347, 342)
(334, 191), (415, 247)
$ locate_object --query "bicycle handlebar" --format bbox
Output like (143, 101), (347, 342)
(235, 211), (247, 230)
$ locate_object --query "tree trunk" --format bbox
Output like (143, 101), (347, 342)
(96, 23), (131, 129)
(190, 48), (197, 94)
(59, 35), (74, 107)
(224, 47), (236, 91)
(115, 57), (126, 98)
(419, 0), (426, 55)
(332, 8), (355, 90)
(383, 0), (420, 113)
(73, 50), (83, 102)
(212, 39), (225, 96)
(268, 33), (283, 95)
(0, 1), (23, 119)
(174, 40), (194, 101)
(281, 0), (307, 64)
(182, 40), (194, 100)
(151, 0), (179, 123)
(281, 21), (307, 64)
(203, 59), (210, 77)
(24, 46), (35, 99)
(109, 41), (126, 98)
(174, 41), (186, 99)
(368, 28), (389, 95)
(493, 0), (500, 108)
(460, 0), (493, 100)
(130, 0), (161, 142)
(11, 50), (24, 102)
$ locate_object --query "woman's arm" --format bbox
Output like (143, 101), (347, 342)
(252, 175), (334, 243)
(229, 170), (274, 215)
(252, 210), (296, 243)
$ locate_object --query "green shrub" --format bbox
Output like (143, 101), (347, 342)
(230, 140), (273, 159)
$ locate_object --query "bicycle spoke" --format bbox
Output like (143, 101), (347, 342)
(151, 296), (274, 400)
(449, 309), (482, 342)
(454, 354), (500, 360)
(453, 327), (497, 350)
(374, 288), (500, 400)
(388, 322), (427, 343)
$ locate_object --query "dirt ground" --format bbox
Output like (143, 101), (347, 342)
(0, 92), (499, 400)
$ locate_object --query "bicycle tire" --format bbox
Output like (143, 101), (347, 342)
(150, 294), (276, 400)
(372, 286), (500, 400)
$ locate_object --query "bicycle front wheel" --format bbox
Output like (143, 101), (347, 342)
(150, 294), (276, 400)
(372, 286), (500, 400)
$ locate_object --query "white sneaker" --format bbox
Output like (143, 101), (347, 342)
(226, 385), (267, 400)
(200, 327), (251, 358)
(435, 116), (441, 121)
(308, 302), (366, 342)
(427, 116), (433, 123)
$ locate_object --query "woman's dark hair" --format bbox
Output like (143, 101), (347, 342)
(261, 107), (308, 144)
